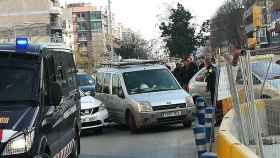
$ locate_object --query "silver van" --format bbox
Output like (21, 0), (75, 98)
(95, 62), (195, 133)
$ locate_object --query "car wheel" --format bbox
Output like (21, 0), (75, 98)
(69, 133), (79, 158)
(128, 112), (138, 133)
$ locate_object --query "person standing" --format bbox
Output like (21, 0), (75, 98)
(205, 58), (216, 105)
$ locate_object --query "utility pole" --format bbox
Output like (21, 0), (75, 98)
(108, 0), (114, 61)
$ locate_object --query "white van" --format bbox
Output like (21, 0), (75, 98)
(95, 62), (195, 133)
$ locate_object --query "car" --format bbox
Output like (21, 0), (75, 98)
(80, 90), (109, 133)
(95, 60), (195, 133)
(77, 72), (96, 96)
(188, 61), (280, 105)
(0, 39), (81, 158)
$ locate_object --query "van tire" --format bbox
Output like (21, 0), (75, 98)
(128, 112), (138, 133)
(69, 132), (79, 158)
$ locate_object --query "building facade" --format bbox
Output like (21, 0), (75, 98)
(0, 0), (63, 43)
(67, 3), (108, 69)
(244, 0), (280, 49)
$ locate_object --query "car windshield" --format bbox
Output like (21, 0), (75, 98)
(251, 62), (280, 80)
(0, 67), (35, 102)
(78, 74), (95, 86)
(123, 69), (181, 95)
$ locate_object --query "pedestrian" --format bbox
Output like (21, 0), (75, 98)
(185, 57), (198, 84)
(173, 63), (183, 86)
(198, 58), (205, 70)
(205, 58), (216, 105)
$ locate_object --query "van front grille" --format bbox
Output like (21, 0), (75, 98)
(152, 103), (186, 111)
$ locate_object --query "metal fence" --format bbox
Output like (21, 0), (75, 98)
(220, 47), (280, 158)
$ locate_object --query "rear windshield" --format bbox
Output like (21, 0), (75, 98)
(123, 69), (181, 95)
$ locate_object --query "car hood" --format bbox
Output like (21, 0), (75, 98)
(81, 96), (101, 110)
(0, 105), (37, 142)
(128, 89), (190, 106)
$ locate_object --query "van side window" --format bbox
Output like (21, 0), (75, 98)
(103, 73), (111, 94)
(44, 55), (56, 105)
(96, 73), (103, 93)
(112, 74), (124, 97)
(112, 74), (119, 95)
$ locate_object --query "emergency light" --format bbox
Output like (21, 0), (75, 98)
(16, 37), (29, 51)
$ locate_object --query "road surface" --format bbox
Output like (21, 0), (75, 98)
(80, 124), (197, 158)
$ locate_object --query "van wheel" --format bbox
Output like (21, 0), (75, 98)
(128, 112), (138, 133)
(69, 133), (79, 158)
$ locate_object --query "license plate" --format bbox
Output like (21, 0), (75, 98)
(81, 116), (96, 123)
(161, 111), (182, 118)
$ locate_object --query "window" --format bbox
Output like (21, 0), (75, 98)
(112, 74), (119, 95)
(103, 73), (111, 94)
(96, 73), (103, 93)
(91, 11), (102, 20)
(91, 21), (102, 32)
(123, 69), (180, 95)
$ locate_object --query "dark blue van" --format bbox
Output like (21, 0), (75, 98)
(77, 73), (96, 96)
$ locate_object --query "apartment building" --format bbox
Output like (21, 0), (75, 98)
(0, 0), (63, 43)
(67, 3), (108, 68)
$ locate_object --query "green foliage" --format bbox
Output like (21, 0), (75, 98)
(114, 33), (149, 59)
(159, 3), (197, 58)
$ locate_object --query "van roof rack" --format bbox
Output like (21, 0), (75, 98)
(102, 59), (162, 67)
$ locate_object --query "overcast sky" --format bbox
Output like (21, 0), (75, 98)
(60, 0), (225, 40)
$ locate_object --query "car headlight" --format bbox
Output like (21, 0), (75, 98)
(2, 130), (34, 156)
(138, 101), (153, 112)
(186, 96), (194, 106)
(99, 103), (106, 111)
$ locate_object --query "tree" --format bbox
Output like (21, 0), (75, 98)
(210, 0), (246, 49)
(159, 3), (197, 58)
(197, 20), (210, 47)
(114, 33), (149, 59)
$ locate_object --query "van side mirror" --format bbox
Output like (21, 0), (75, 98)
(118, 89), (125, 99)
(50, 82), (62, 106)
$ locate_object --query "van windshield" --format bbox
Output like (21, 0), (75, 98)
(78, 74), (95, 86)
(123, 69), (181, 95)
(0, 67), (35, 102)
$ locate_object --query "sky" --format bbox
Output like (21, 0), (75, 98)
(60, 0), (225, 40)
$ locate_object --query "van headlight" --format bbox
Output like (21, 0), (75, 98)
(99, 103), (106, 111)
(2, 131), (34, 156)
(138, 101), (153, 112)
(186, 96), (194, 106)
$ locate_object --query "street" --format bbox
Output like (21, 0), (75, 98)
(80, 125), (197, 158)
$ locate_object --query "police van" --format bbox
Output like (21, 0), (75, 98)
(0, 38), (81, 158)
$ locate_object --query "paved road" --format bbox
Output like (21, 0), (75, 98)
(80, 124), (197, 158)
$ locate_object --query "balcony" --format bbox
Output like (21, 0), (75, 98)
(79, 37), (88, 42)
(272, 0), (280, 11)
(245, 23), (254, 34)
(49, 1), (61, 14)
(244, 6), (253, 20)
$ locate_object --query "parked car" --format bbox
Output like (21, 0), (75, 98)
(95, 61), (195, 133)
(0, 40), (81, 158)
(80, 90), (109, 133)
(188, 61), (280, 104)
(77, 72), (96, 96)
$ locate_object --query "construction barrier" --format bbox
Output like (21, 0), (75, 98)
(216, 110), (260, 158)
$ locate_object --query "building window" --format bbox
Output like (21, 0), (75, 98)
(90, 11), (102, 20)
(91, 21), (102, 32)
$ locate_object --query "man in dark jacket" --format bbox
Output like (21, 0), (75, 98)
(205, 58), (216, 105)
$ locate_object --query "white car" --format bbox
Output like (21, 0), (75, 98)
(80, 90), (109, 132)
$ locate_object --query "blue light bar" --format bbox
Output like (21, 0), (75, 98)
(16, 37), (29, 51)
